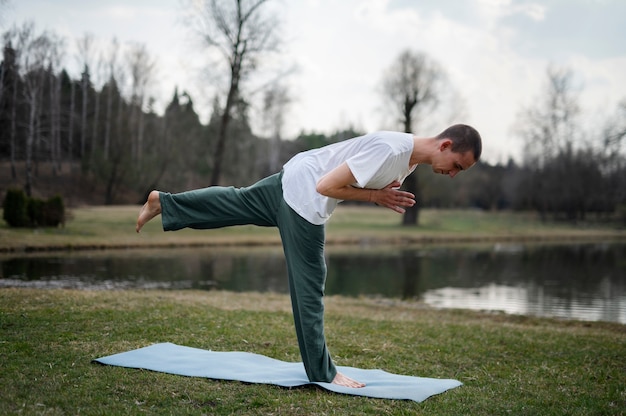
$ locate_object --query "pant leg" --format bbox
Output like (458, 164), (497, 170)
(160, 172), (337, 382)
(159, 173), (283, 231)
(277, 200), (337, 383)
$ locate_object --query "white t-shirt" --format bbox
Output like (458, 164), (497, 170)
(282, 131), (416, 225)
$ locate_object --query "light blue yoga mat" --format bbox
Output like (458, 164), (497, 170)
(94, 342), (461, 402)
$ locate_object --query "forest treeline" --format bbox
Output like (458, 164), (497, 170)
(0, 12), (625, 225)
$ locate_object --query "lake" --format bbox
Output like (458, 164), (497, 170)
(1, 242), (624, 324)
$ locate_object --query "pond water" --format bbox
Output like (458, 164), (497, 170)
(1, 242), (624, 324)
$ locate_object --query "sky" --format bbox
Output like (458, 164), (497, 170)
(4, 0), (626, 163)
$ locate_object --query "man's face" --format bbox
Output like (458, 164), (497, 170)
(432, 140), (476, 178)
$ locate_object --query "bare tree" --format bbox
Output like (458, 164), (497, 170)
(517, 66), (580, 168)
(76, 33), (94, 159)
(1, 30), (20, 179)
(379, 49), (459, 225)
(185, 0), (281, 185)
(600, 99), (626, 221)
(5, 22), (52, 195)
(8, 22), (61, 195)
(515, 66), (587, 221)
(126, 42), (155, 164)
(602, 99), (626, 169)
(67, 77), (75, 159)
(103, 38), (120, 160)
(261, 82), (290, 173)
(47, 33), (64, 174)
(89, 50), (106, 167)
(381, 50), (441, 134)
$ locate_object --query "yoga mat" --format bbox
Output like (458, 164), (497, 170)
(94, 342), (461, 402)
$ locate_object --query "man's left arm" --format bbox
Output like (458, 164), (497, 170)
(316, 163), (415, 214)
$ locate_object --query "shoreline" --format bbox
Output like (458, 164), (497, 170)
(1, 205), (624, 254)
(1, 230), (624, 254)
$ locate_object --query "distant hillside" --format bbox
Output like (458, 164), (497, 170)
(0, 161), (140, 207)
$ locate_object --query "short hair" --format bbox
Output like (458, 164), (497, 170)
(436, 124), (482, 161)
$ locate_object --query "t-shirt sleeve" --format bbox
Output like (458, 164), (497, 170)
(345, 142), (393, 188)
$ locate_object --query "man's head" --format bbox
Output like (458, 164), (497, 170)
(436, 124), (482, 161)
(431, 124), (482, 178)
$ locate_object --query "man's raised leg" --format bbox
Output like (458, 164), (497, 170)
(136, 190), (161, 233)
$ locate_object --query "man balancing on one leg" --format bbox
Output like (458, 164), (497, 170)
(136, 124), (482, 388)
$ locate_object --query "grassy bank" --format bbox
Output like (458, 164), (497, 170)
(1, 205), (624, 252)
(1, 289), (624, 415)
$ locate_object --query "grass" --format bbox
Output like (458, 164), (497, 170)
(0, 205), (624, 252)
(1, 206), (625, 414)
(1, 289), (624, 415)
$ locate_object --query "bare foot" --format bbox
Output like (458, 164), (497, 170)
(136, 190), (162, 233)
(331, 372), (365, 388)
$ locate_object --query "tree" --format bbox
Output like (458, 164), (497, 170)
(379, 49), (461, 225)
(0, 35), (20, 179)
(76, 33), (94, 159)
(142, 88), (205, 192)
(260, 82), (290, 174)
(126, 42), (155, 165)
(185, 0), (281, 185)
(517, 66), (580, 169)
(7, 22), (62, 195)
(515, 67), (583, 221)
(103, 38), (120, 161)
(600, 99), (626, 222)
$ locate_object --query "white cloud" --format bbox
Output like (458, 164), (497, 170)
(102, 5), (139, 20)
(475, 0), (546, 22)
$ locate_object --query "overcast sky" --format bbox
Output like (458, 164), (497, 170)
(4, 0), (626, 163)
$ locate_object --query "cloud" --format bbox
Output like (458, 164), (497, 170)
(474, 0), (546, 22)
(101, 5), (139, 20)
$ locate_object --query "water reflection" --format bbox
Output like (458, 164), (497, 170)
(1, 242), (624, 324)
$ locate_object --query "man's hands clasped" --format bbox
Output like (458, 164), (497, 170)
(370, 181), (415, 214)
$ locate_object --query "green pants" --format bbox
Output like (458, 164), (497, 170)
(159, 172), (337, 383)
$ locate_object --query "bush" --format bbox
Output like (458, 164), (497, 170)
(42, 195), (65, 227)
(2, 189), (65, 228)
(27, 197), (44, 226)
(3, 189), (29, 227)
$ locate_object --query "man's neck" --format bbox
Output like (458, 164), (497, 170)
(410, 136), (436, 166)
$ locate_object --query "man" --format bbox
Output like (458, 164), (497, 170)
(136, 124), (482, 388)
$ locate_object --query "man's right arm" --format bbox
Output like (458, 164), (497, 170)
(316, 163), (416, 214)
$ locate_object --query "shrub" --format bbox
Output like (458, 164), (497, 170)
(27, 197), (44, 226)
(2, 189), (29, 227)
(2, 190), (65, 228)
(42, 195), (65, 227)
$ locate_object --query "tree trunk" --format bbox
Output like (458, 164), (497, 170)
(210, 74), (238, 186)
(68, 81), (75, 160)
(90, 88), (100, 168)
(54, 71), (62, 172)
(401, 173), (420, 225)
(80, 71), (88, 157)
(104, 81), (112, 160)
(137, 103), (144, 164)
(49, 71), (58, 176)
(10, 71), (18, 179)
(25, 88), (37, 197)
(401, 108), (421, 226)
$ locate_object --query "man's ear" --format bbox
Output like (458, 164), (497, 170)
(439, 139), (452, 151)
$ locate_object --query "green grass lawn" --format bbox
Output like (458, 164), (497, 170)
(1, 289), (624, 415)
